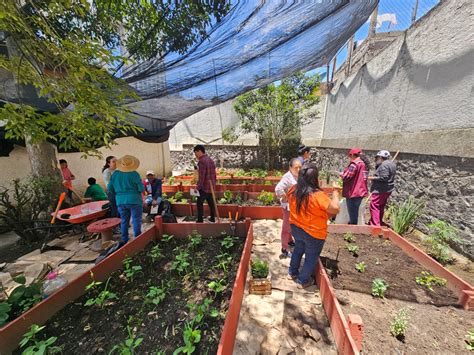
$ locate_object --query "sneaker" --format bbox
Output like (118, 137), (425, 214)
(208, 217), (216, 223)
(296, 278), (314, 289)
(287, 273), (298, 280)
(288, 240), (295, 247)
(280, 249), (291, 258)
(196, 219), (204, 223)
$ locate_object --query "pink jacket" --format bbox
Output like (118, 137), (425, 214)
(341, 158), (368, 198)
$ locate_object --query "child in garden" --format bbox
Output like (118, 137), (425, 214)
(59, 159), (76, 200)
(84, 177), (108, 202)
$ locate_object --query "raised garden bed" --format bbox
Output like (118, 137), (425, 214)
(317, 225), (474, 354)
(0, 218), (253, 354)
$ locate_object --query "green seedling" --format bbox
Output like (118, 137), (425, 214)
(161, 234), (174, 242)
(210, 308), (220, 318)
(208, 279), (226, 296)
(425, 220), (462, 265)
(343, 233), (355, 243)
(390, 308), (409, 340)
(466, 329), (474, 351)
(346, 244), (359, 257)
(170, 250), (190, 273)
(221, 235), (238, 249)
(109, 324), (143, 355)
(173, 323), (201, 354)
(372, 278), (389, 298)
(219, 190), (234, 204)
(251, 259), (269, 279)
(7, 275), (42, 316)
(415, 271), (447, 292)
(149, 244), (163, 262)
(386, 196), (424, 234)
(189, 233), (203, 249)
(187, 298), (212, 325)
(145, 282), (167, 306)
(355, 262), (366, 273)
(0, 302), (11, 327)
(123, 257), (143, 281)
(19, 324), (62, 355)
(215, 252), (233, 273)
(168, 176), (176, 185)
(85, 277), (117, 308)
(257, 191), (274, 206)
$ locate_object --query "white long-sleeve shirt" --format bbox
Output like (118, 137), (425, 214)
(275, 171), (297, 210)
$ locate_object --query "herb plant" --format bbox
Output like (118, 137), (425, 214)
(162, 234), (174, 242)
(355, 262), (366, 273)
(390, 308), (409, 340)
(466, 329), (474, 351)
(208, 280), (226, 296)
(386, 196), (424, 234)
(109, 323), (143, 354)
(221, 235), (238, 249)
(171, 250), (190, 274)
(346, 244), (359, 257)
(251, 259), (269, 278)
(19, 324), (62, 355)
(372, 278), (389, 298)
(123, 257), (143, 281)
(145, 282), (168, 306)
(425, 220), (461, 265)
(174, 323), (201, 354)
(7, 275), (42, 318)
(415, 271), (447, 291)
(149, 244), (163, 262)
(189, 233), (203, 249)
(85, 277), (117, 308)
(343, 233), (355, 243)
(218, 190), (234, 204)
(0, 302), (11, 327)
(257, 191), (274, 206)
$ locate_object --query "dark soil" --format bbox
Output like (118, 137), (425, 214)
(320, 234), (459, 306)
(23, 233), (245, 354)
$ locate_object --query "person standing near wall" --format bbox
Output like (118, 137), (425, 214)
(297, 145), (311, 164)
(102, 156), (119, 218)
(368, 150), (396, 226)
(193, 145), (217, 223)
(275, 158), (302, 258)
(59, 159), (76, 202)
(339, 148), (369, 224)
(287, 163), (340, 288)
(108, 155), (144, 243)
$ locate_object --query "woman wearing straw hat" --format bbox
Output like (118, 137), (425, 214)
(107, 155), (144, 243)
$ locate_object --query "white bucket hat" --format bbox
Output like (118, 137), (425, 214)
(376, 150), (391, 158)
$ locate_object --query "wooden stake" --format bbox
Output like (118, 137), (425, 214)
(51, 192), (66, 224)
(209, 183), (220, 222)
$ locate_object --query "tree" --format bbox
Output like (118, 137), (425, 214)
(232, 72), (320, 169)
(0, 0), (230, 176)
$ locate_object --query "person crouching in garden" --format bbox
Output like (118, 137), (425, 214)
(143, 170), (163, 214)
(339, 148), (369, 224)
(287, 163), (340, 288)
(275, 158), (302, 258)
(108, 155), (144, 243)
(368, 150), (396, 226)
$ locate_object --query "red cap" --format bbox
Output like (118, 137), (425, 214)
(348, 147), (362, 155)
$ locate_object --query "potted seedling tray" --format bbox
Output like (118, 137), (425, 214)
(316, 224), (474, 355)
(248, 259), (272, 295)
(0, 217), (254, 354)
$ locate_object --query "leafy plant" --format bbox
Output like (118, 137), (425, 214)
(170, 250), (190, 274)
(221, 235), (238, 249)
(145, 282), (167, 306)
(189, 233), (203, 249)
(123, 258), (143, 281)
(168, 176), (176, 185)
(162, 234), (174, 242)
(218, 190), (234, 204)
(234, 192), (243, 205)
(257, 191), (274, 206)
(7, 275), (42, 318)
(215, 252), (233, 273)
(251, 259), (269, 279)
(390, 308), (409, 340)
(149, 244), (163, 263)
(372, 278), (389, 298)
(187, 298), (212, 325)
(355, 262), (366, 273)
(208, 279), (226, 296)
(415, 271), (447, 292)
(85, 277), (117, 308)
(466, 329), (474, 351)
(386, 196), (424, 234)
(343, 233), (355, 243)
(173, 323), (201, 354)
(109, 323), (143, 355)
(0, 302), (11, 327)
(424, 220), (462, 265)
(346, 244), (360, 257)
(19, 324), (62, 355)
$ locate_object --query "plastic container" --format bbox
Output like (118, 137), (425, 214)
(42, 272), (68, 298)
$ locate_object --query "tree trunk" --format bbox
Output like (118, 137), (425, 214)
(25, 137), (61, 178)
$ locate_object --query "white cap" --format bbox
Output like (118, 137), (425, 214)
(146, 170), (155, 176)
(376, 150), (391, 158)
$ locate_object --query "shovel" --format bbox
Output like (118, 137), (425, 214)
(41, 192), (67, 253)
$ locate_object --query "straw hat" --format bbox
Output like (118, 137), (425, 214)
(116, 155), (140, 172)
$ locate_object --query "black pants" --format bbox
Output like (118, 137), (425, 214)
(347, 197), (363, 225)
(197, 190), (216, 222)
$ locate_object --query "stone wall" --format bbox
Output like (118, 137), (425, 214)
(171, 144), (473, 259)
(313, 147), (473, 259)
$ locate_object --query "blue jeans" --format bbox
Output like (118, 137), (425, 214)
(289, 224), (325, 284)
(117, 204), (142, 243)
(346, 197), (363, 225)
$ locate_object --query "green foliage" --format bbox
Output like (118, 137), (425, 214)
(170, 249), (190, 274)
(208, 279), (226, 296)
(215, 252), (233, 273)
(257, 191), (274, 206)
(466, 329), (474, 351)
(0, 302), (11, 327)
(346, 244), (359, 257)
(233, 72), (320, 169)
(148, 244), (163, 263)
(187, 298), (212, 325)
(386, 196), (424, 234)
(162, 234), (174, 242)
(221, 127), (239, 144)
(390, 308), (409, 339)
(168, 176), (176, 185)
(173, 324), (201, 354)
(0, 1), (229, 156)
(219, 190), (234, 204)
(19, 324), (62, 355)
(0, 176), (63, 242)
(85, 277), (117, 308)
(343, 233), (355, 243)
(123, 258), (143, 281)
(189, 233), (203, 249)
(355, 262), (366, 273)
(251, 259), (269, 279)
(372, 278), (389, 298)
(424, 220), (461, 265)
(221, 235), (238, 249)
(415, 271), (447, 292)
(109, 323), (143, 355)
(145, 282), (168, 306)
(6, 275), (42, 322)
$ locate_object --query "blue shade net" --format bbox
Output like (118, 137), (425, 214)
(1, 0), (378, 145)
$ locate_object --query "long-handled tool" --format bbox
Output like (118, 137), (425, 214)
(41, 192), (67, 253)
(209, 182), (220, 222)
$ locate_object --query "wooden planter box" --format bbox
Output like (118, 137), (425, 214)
(249, 272), (272, 295)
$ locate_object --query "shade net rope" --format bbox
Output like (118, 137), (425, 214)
(1, 0), (378, 146)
